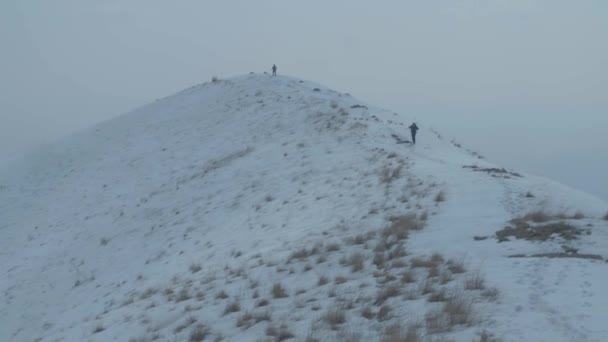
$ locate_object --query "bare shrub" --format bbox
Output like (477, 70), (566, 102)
(323, 309), (346, 329)
(375, 285), (401, 305)
(318, 275), (329, 286)
(223, 301), (241, 315)
(211, 76), (219, 83)
(272, 283), (288, 298)
(189, 324), (209, 341)
(443, 294), (474, 326)
(447, 259), (466, 274)
(381, 323), (421, 342)
(464, 272), (485, 290)
(434, 191), (446, 202)
(100, 238), (109, 246)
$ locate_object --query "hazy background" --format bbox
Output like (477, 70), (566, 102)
(1, 1), (607, 200)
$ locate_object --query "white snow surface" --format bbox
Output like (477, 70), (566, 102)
(1, 74), (607, 342)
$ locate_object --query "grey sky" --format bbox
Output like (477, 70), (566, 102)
(1, 1), (607, 200)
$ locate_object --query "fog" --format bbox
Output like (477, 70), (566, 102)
(1, 1), (606, 200)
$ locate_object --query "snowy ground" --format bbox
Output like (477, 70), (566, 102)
(1, 74), (607, 341)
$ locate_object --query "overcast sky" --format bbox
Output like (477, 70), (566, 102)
(1, 1), (607, 200)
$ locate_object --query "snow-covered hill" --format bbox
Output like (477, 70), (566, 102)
(1, 74), (607, 342)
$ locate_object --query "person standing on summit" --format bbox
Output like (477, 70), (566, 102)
(272, 64), (277, 76)
(409, 122), (419, 144)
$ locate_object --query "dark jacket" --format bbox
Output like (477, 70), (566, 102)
(409, 123), (418, 132)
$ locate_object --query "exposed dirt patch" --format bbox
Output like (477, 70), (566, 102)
(496, 221), (588, 242)
(463, 165), (522, 178)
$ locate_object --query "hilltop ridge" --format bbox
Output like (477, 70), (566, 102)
(1, 74), (607, 342)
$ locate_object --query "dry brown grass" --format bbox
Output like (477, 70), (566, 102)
(223, 301), (241, 315)
(265, 324), (294, 340)
(93, 324), (104, 334)
(427, 288), (449, 302)
(189, 324), (209, 341)
(401, 270), (416, 284)
(410, 257), (438, 268)
(189, 263), (202, 273)
(464, 272), (485, 290)
(426, 292), (474, 333)
(497, 219), (585, 242)
(381, 164), (403, 184)
(318, 275), (329, 286)
(434, 191), (446, 202)
(272, 283), (288, 298)
(447, 259), (466, 274)
(342, 252), (365, 272)
(215, 290), (229, 300)
(361, 306), (375, 320)
(373, 252), (386, 269)
(481, 287), (500, 302)
(383, 214), (423, 241)
(323, 308), (346, 329)
(334, 276), (348, 284)
(377, 304), (393, 321)
(256, 298), (270, 307)
(326, 243), (341, 252)
(381, 323), (421, 342)
(375, 284), (401, 305)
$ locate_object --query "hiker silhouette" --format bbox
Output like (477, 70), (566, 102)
(272, 64), (277, 76)
(409, 123), (419, 144)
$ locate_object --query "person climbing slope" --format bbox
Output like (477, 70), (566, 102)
(409, 122), (419, 144)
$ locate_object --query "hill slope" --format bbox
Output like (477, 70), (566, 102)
(1, 74), (607, 342)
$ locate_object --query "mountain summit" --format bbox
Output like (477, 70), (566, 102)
(2, 74), (607, 341)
